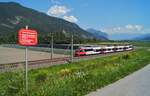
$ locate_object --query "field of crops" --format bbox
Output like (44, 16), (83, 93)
(0, 47), (150, 96)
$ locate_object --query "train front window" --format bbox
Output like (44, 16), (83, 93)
(80, 50), (84, 52)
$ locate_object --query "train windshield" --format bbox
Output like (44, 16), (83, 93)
(80, 49), (84, 52)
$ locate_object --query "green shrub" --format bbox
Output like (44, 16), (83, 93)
(122, 54), (131, 60)
(35, 72), (47, 83)
(59, 68), (72, 77)
(5, 74), (24, 96)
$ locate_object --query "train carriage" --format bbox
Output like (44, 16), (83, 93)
(115, 46), (125, 52)
(103, 46), (115, 53)
(75, 45), (133, 56)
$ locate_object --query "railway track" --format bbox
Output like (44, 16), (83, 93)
(0, 57), (70, 72)
(0, 50), (133, 72)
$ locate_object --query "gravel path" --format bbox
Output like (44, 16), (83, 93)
(87, 64), (150, 96)
(0, 47), (67, 64)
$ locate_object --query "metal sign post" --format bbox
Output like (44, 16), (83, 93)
(25, 25), (28, 96)
(71, 34), (74, 62)
(18, 25), (38, 96)
(51, 32), (53, 60)
(25, 46), (28, 96)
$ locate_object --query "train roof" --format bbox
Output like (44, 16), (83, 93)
(79, 46), (102, 49)
(78, 44), (133, 49)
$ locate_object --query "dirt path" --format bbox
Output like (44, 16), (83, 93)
(87, 64), (150, 96)
(0, 47), (67, 64)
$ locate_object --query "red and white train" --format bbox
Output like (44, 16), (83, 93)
(75, 45), (133, 56)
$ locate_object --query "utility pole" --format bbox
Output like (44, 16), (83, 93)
(51, 32), (53, 60)
(71, 34), (74, 62)
(25, 25), (28, 96)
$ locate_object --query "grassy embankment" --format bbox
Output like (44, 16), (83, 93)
(0, 48), (150, 96)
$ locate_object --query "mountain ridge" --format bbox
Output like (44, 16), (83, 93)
(133, 33), (150, 40)
(0, 2), (97, 44)
(86, 28), (108, 40)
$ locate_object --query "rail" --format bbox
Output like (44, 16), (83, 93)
(0, 57), (70, 72)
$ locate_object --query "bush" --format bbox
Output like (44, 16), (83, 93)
(59, 68), (72, 77)
(5, 73), (24, 96)
(122, 54), (131, 60)
(35, 72), (47, 83)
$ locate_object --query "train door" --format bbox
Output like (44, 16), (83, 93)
(84, 48), (94, 55)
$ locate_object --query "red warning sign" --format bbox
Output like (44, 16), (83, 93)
(18, 29), (38, 46)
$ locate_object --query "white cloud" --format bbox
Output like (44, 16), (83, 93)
(47, 5), (70, 17)
(125, 24), (133, 29)
(101, 24), (145, 34)
(125, 24), (143, 31)
(135, 25), (144, 31)
(63, 15), (78, 23)
(47, 4), (78, 23)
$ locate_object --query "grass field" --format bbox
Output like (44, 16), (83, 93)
(0, 47), (150, 96)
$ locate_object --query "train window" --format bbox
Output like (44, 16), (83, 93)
(108, 49), (111, 51)
(102, 49), (106, 51)
(99, 49), (103, 51)
(95, 49), (101, 52)
(85, 49), (93, 52)
(113, 48), (117, 50)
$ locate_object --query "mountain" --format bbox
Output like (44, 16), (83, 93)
(143, 36), (150, 40)
(86, 28), (108, 40)
(134, 33), (150, 40)
(0, 2), (95, 44)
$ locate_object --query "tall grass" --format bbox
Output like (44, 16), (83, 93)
(0, 48), (150, 96)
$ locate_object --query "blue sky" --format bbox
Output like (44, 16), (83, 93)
(1, 0), (150, 36)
